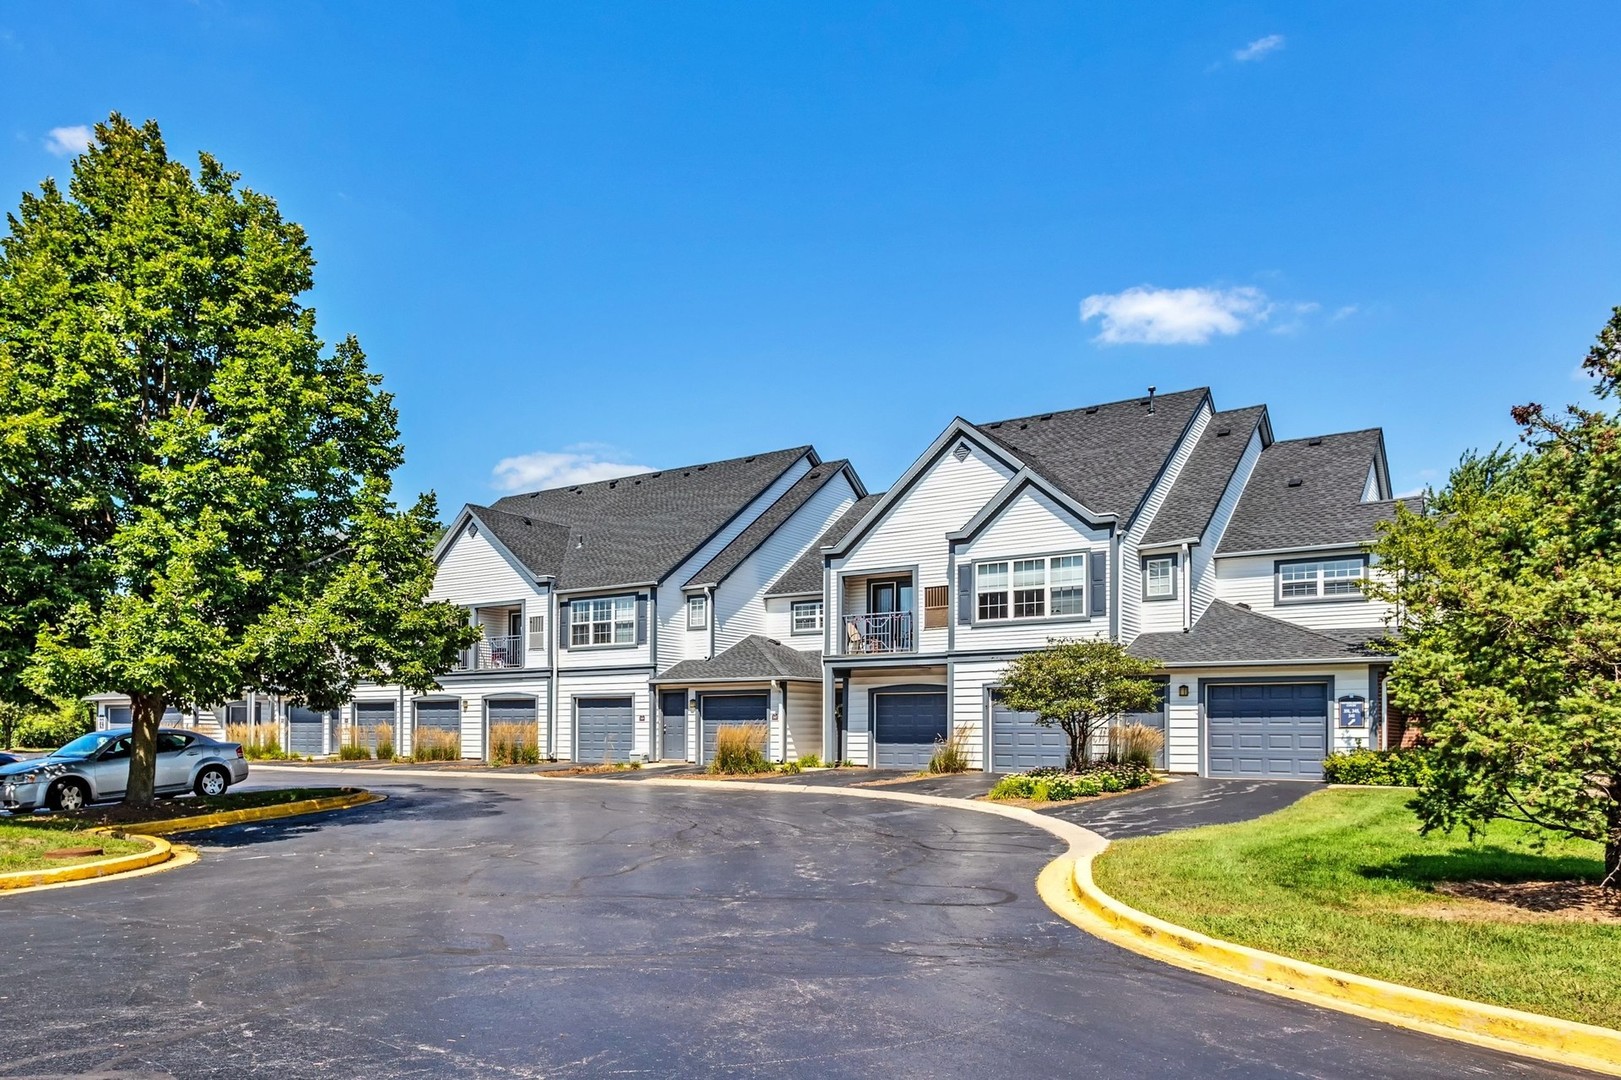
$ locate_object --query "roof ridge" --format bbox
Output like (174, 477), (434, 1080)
(977, 386), (1210, 428)
(1266, 427), (1382, 446)
(494, 444), (814, 500)
(683, 461), (853, 588)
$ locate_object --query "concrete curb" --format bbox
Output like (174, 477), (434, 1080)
(1055, 842), (1621, 1078)
(0, 833), (175, 891)
(124, 788), (383, 836)
(252, 764), (1619, 1075)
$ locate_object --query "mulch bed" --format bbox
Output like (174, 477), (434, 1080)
(1427, 880), (1621, 925)
(41, 787), (359, 829)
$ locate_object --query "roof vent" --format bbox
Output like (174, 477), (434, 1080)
(522, 518), (531, 526)
(1236, 602), (1251, 610)
(986, 422), (1003, 429)
(683, 471), (690, 477)
(575, 534), (585, 549)
(698, 464), (708, 471)
(1019, 422), (1029, 430)
(468, 523), (478, 538)
(1146, 385), (1157, 415)
(1039, 413), (1052, 421)
(1085, 407), (1099, 415)
(745, 456), (756, 462)
(608, 481), (617, 489)
(1308, 438), (1323, 446)
(1216, 426), (1231, 437)
(952, 442), (970, 463)
(1287, 478), (1304, 487)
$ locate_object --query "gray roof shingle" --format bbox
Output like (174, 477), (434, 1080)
(765, 493), (883, 597)
(1140, 406), (1269, 545)
(974, 388), (1210, 526)
(1216, 430), (1419, 554)
(684, 462), (855, 589)
(1128, 601), (1394, 666)
(651, 635), (824, 684)
(471, 446), (813, 591)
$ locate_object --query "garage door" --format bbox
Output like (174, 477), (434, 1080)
(873, 691), (947, 769)
(352, 702), (396, 753)
(288, 707), (334, 756)
(576, 697), (635, 764)
(990, 694), (1066, 772)
(486, 698), (537, 761)
(1206, 683), (1328, 780)
(414, 699), (463, 758)
(660, 691), (689, 761)
(700, 693), (769, 765)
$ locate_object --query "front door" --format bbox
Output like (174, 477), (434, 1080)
(660, 691), (688, 761)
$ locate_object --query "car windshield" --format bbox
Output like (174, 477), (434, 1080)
(53, 732), (118, 758)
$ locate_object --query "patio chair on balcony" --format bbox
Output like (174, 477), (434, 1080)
(845, 619), (868, 655)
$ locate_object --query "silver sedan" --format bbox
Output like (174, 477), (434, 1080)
(0, 728), (250, 813)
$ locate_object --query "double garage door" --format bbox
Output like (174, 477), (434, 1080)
(872, 691), (947, 769)
(1206, 683), (1328, 780)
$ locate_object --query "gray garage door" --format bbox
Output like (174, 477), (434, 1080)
(105, 705), (131, 730)
(660, 691), (689, 761)
(873, 691), (947, 769)
(288, 707), (335, 756)
(414, 699), (463, 757)
(576, 697), (635, 764)
(352, 702), (397, 753)
(990, 693), (1066, 772)
(700, 693), (769, 765)
(485, 697), (536, 760)
(1206, 683), (1328, 780)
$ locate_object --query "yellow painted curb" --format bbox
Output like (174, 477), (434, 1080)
(122, 789), (384, 835)
(1044, 847), (1621, 1078)
(0, 833), (174, 891)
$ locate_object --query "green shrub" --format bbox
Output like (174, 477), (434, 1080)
(928, 725), (972, 774)
(796, 753), (822, 769)
(1322, 748), (1431, 786)
(338, 743), (372, 761)
(709, 724), (770, 775)
(989, 761), (1154, 802)
(777, 759), (802, 775)
(412, 727), (460, 762)
(10, 703), (93, 749)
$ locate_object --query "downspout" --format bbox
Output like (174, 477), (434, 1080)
(1180, 542), (1192, 632)
(547, 585), (559, 760)
(777, 678), (788, 762)
(648, 588), (659, 760)
(707, 585), (717, 659)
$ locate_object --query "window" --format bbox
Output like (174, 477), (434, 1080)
(1142, 555), (1177, 601)
(977, 554), (1087, 621)
(1276, 556), (1367, 603)
(570, 595), (637, 646)
(686, 594), (708, 630)
(791, 599), (824, 634)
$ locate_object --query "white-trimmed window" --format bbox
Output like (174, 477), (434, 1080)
(1142, 555), (1177, 601)
(977, 554), (1087, 622)
(791, 599), (823, 634)
(1276, 556), (1367, 602)
(686, 594), (708, 630)
(570, 595), (636, 646)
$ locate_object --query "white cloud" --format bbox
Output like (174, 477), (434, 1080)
(1080, 285), (1274, 345)
(491, 446), (653, 492)
(1269, 301), (1321, 335)
(1234, 34), (1286, 62)
(43, 124), (92, 156)
(1331, 304), (1359, 321)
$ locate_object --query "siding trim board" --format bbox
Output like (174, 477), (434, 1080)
(945, 471), (1115, 545)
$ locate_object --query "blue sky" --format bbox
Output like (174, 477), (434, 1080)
(4, 2), (1619, 511)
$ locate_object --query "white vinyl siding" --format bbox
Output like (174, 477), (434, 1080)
(557, 673), (652, 761)
(1214, 552), (1395, 631)
(785, 683), (821, 760)
(430, 523), (547, 607)
(1119, 403), (1211, 642)
(1191, 425), (1265, 624)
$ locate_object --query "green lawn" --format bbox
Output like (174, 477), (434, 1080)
(0, 819), (149, 874)
(1092, 787), (1619, 1028)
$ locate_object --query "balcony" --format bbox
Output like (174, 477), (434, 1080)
(457, 633), (525, 671)
(842, 611), (914, 655)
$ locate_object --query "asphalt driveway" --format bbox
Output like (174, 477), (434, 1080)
(0, 772), (1598, 1079)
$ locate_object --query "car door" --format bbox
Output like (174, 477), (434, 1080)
(90, 736), (135, 799)
(154, 733), (197, 791)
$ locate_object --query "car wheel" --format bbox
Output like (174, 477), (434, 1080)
(47, 779), (89, 813)
(194, 766), (230, 798)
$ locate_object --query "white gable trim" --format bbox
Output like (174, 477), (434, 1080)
(434, 506), (550, 586)
(824, 419), (1024, 558)
(945, 468), (1115, 547)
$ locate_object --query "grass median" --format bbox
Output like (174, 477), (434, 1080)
(1092, 787), (1619, 1028)
(0, 819), (149, 873)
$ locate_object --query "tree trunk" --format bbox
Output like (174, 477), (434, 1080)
(125, 692), (164, 806)
(1063, 719), (1089, 773)
(1606, 803), (1620, 891)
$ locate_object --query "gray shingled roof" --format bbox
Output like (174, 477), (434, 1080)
(467, 446), (812, 591)
(975, 388), (1210, 526)
(651, 635), (824, 684)
(1216, 430), (1418, 554)
(1128, 601), (1394, 665)
(684, 462), (855, 589)
(1140, 406), (1269, 546)
(765, 493), (883, 597)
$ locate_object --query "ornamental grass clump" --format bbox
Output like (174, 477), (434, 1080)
(226, 723), (285, 760)
(928, 725), (972, 774)
(373, 723), (395, 761)
(489, 722), (540, 765)
(709, 724), (770, 775)
(412, 727), (459, 762)
(1107, 722), (1164, 769)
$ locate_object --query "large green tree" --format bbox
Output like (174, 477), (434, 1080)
(0, 114), (478, 803)
(999, 639), (1163, 771)
(1369, 307), (1621, 887)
